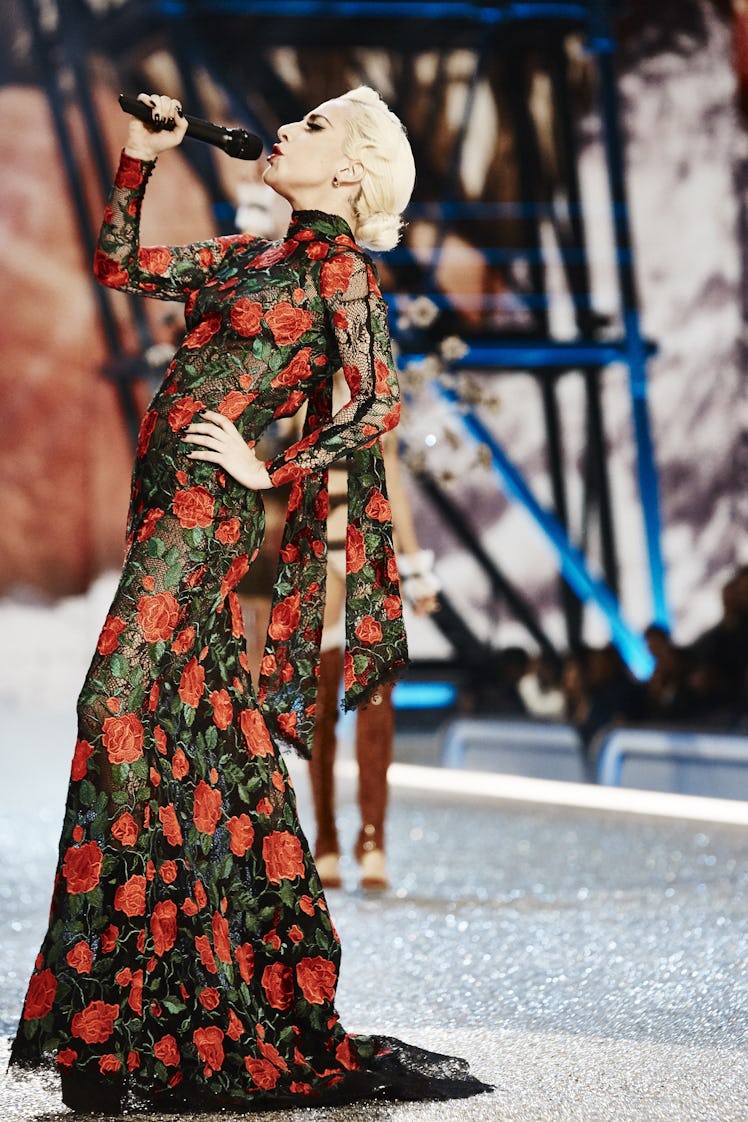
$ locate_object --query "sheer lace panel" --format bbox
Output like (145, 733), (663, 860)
(266, 252), (400, 481)
(94, 153), (256, 302)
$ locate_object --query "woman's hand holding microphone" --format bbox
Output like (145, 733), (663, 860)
(122, 94), (271, 491)
(124, 93), (188, 162)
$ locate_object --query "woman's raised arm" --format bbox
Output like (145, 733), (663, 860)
(94, 93), (255, 303)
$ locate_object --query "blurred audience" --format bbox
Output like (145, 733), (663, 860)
(518, 651), (565, 720)
(642, 623), (693, 723)
(469, 564), (748, 771)
(682, 567), (748, 726)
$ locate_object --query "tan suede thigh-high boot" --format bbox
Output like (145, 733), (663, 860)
(355, 683), (394, 888)
(308, 647), (343, 886)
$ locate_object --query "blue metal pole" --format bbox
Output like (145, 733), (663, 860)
(433, 380), (655, 678)
(588, 0), (670, 629)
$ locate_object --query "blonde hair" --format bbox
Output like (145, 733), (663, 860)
(338, 86), (415, 252)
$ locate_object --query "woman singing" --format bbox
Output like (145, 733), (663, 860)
(9, 88), (490, 1112)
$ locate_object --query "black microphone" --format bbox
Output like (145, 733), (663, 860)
(119, 94), (264, 161)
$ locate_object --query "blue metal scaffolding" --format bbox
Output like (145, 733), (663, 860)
(23, 0), (669, 676)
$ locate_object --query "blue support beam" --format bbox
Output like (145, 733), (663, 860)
(422, 375), (655, 679)
(156, 2), (592, 23)
(398, 338), (657, 369)
(68, 0), (668, 666)
(587, 0), (670, 630)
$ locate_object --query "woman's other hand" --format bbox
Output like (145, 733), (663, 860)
(185, 411), (272, 490)
(124, 93), (189, 161)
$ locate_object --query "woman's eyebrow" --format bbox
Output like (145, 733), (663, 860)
(306, 112), (332, 126)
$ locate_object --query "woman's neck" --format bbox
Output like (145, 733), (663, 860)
(286, 189), (356, 233)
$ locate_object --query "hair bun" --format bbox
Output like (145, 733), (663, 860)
(355, 211), (404, 252)
(339, 86), (415, 253)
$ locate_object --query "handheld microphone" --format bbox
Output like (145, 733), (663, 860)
(119, 94), (264, 161)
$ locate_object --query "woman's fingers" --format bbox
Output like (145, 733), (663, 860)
(184, 422), (223, 439)
(146, 93), (183, 127)
(185, 415), (259, 461)
(201, 410), (234, 429)
(126, 93), (187, 157)
(185, 417), (242, 445)
(186, 413), (252, 442)
(182, 412), (270, 490)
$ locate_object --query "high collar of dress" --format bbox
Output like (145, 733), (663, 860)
(289, 210), (355, 242)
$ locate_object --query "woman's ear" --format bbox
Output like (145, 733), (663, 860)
(334, 160), (365, 188)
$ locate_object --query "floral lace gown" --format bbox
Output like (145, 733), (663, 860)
(9, 153), (489, 1110)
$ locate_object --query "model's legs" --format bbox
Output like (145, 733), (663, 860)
(308, 646), (344, 885)
(307, 557), (345, 888)
(354, 683), (394, 889)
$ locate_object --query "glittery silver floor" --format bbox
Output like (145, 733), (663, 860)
(2, 704), (747, 1120)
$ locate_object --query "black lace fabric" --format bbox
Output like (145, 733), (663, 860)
(8, 152), (492, 1112)
(266, 247), (402, 481)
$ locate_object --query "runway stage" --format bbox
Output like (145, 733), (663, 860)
(1, 705), (747, 1121)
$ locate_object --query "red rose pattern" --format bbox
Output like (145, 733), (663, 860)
(102, 712), (145, 765)
(135, 408), (158, 460)
(245, 1057), (280, 1089)
(296, 956), (338, 1005)
(172, 747), (190, 780)
(66, 941), (94, 975)
(172, 486), (215, 529)
(265, 301), (312, 346)
(137, 245), (171, 275)
(137, 591), (180, 643)
(193, 1025), (225, 1071)
(239, 707), (275, 758)
(212, 910), (232, 965)
(62, 842), (103, 895)
(229, 297), (263, 337)
(320, 252), (356, 297)
(267, 591), (301, 642)
(114, 875), (147, 917)
(261, 963), (294, 1011)
(355, 615), (383, 645)
(234, 943), (255, 984)
(158, 803), (183, 847)
(172, 626), (195, 655)
(71, 1001), (119, 1044)
(262, 831), (305, 884)
(151, 900), (178, 956)
(111, 812), (139, 846)
(70, 738), (94, 782)
(14, 156), (410, 1109)
(346, 524), (367, 574)
(193, 781), (222, 835)
(184, 312), (222, 350)
(154, 1035), (180, 1067)
(178, 657), (205, 709)
(168, 396), (205, 432)
(365, 492), (391, 522)
(97, 614), (126, 655)
(23, 969), (58, 1021)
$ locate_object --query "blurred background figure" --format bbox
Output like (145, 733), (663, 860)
(681, 567), (748, 726)
(304, 416), (440, 892)
(518, 650), (566, 721)
(642, 623), (693, 723)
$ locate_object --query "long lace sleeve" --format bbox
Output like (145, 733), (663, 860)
(266, 251), (400, 485)
(93, 151), (254, 302)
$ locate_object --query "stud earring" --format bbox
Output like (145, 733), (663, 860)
(332, 177), (339, 188)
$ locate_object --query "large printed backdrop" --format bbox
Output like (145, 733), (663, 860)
(0, 3), (744, 672)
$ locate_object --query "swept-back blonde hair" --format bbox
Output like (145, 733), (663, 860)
(339, 86), (416, 252)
